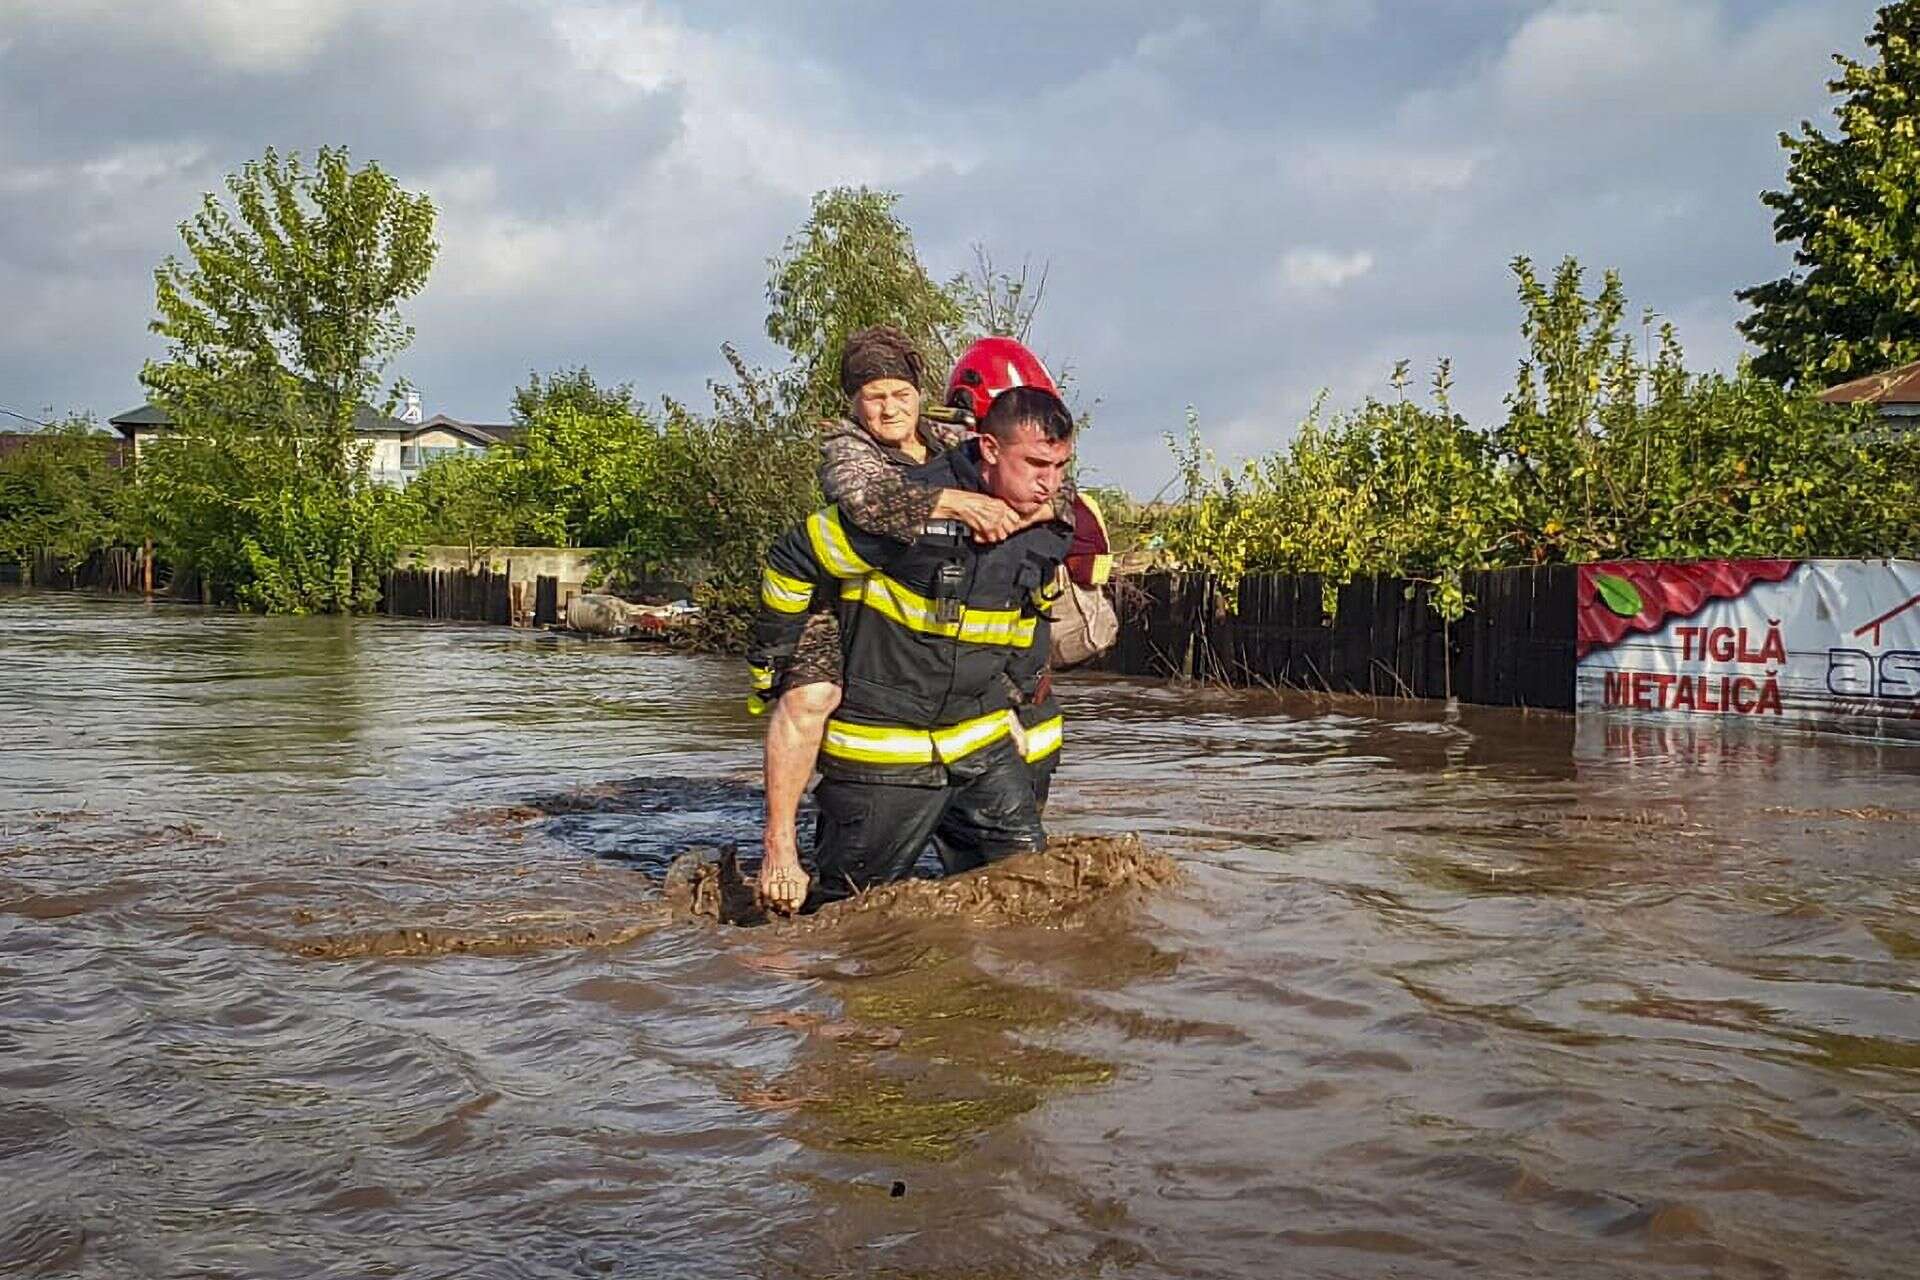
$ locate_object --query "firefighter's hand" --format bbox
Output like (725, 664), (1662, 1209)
(757, 852), (809, 914)
(934, 489), (1020, 543)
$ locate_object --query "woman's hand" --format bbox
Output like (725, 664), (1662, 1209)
(934, 489), (1020, 543)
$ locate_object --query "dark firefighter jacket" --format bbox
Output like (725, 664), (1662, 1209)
(748, 441), (1072, 786)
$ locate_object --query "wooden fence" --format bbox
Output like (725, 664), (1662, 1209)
(1, 546), (154, 593)
(381, 567), (514, 625)
(1103, 567), (1578, 710)
(380, 567), (569, 628)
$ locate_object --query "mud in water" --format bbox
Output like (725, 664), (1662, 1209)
(7, 593), (1920, 1279)
(666, 834), (1177, 930)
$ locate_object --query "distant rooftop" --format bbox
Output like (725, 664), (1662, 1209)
(107, 402), (520, 443)
(1818, 359), (1920, 407)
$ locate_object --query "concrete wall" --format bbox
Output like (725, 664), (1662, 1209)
(398, 545), (603, 592)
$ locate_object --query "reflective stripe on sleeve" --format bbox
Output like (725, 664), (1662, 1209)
(1021, 714), (1063, 763)
(759, 567), (814, 614)
(805, 507), (876, 580)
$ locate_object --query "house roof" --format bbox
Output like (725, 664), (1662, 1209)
(1818, 359), (1920, 406)
(105, 401), (519, 441)
(108, 403), (173, 432)
(415, 413), (520, 446)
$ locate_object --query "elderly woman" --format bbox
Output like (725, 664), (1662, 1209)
(756, 327), (1026, 911)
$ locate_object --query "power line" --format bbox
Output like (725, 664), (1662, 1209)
(0, 404), (58, 430)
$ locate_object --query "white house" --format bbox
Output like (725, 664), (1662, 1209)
(107, 393), (521, 488)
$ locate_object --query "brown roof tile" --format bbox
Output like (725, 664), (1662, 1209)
(1818, 359), (1920, 405)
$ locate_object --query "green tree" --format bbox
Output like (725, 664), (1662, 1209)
(1738, 2), (1920, 385)
(652, 347), (823, 647)
(765, 187), (967, 417)
(138, 145), (438, 611)
(492, 367), (661, 548)
(511, 365), (638, 424)
(396, 452), (528, 563)
(0, 419), (134, 572)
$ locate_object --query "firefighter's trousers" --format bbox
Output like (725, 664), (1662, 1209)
(809, 738), (1044, 904)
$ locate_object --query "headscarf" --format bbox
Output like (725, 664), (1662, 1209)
(838, 325), (924, 399)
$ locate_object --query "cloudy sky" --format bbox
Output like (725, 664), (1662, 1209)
(0, 0), (1883, 493)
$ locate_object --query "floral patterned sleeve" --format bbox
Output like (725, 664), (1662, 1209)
(817, 420), (944, 544)
(816, 418), (1077, 541)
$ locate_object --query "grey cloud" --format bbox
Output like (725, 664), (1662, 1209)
(0, 0), (1891, 492)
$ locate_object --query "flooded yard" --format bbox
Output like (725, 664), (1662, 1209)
(3, 591), (1918, 1278)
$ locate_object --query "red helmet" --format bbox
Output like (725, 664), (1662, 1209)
(945, 337), (1057, 423)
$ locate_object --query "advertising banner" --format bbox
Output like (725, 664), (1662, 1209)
(1575, 559), (1920, 741)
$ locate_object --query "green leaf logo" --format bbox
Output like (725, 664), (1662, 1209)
(1594, 571), (1643, 617)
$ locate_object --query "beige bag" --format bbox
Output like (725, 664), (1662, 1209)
(1048, 565), (1119, 668)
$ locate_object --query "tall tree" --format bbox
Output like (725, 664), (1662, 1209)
(1738, 2), (1920, 386)
(765, 187), (967, 418)
(138, 146), (437, 611)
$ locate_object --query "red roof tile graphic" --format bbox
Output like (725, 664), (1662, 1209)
(1577, 560), (1798, 658)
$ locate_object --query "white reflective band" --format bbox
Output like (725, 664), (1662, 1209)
(806, 507), (875, 580)
(1021, 714), (1063, 762)
(760, 567), (813, 614)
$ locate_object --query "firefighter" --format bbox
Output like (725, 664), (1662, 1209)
(750, 385), (1077, 909)
(942, 342), (1115, 822)
(756, 330), (1075, 908)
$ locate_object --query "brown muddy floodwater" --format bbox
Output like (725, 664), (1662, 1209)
(3, 591), (1920, 1279)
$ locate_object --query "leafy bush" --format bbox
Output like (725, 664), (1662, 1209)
(1159, 257), (1920, 618)
(0, 419), (136, 572)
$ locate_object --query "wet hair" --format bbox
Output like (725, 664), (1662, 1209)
(979, 386), (1075, 443)
(839, 326), (925, 399)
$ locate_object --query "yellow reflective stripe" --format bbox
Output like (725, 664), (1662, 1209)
(806, 507), (875, 580)
(822, 719), (936, 765)
(932, 710), (1010, 761)
(840, 573), (950, 634)
(840, 573), (1034, 647)
(749, 664), (775, 691)
(819, 709), (1012, 767)
(747, 694), (771, 717)
(1076, 491), (1113, 585)
(1022, 714), (1063, 763)
(960, 612), (1035, 647)
(759, 567), (813, 614)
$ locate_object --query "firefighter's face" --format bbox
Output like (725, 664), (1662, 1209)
(853, 378), (922, 448)
(979, 421), (1074, 516)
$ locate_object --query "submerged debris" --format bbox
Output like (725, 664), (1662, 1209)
(280, 906), (671, 959)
